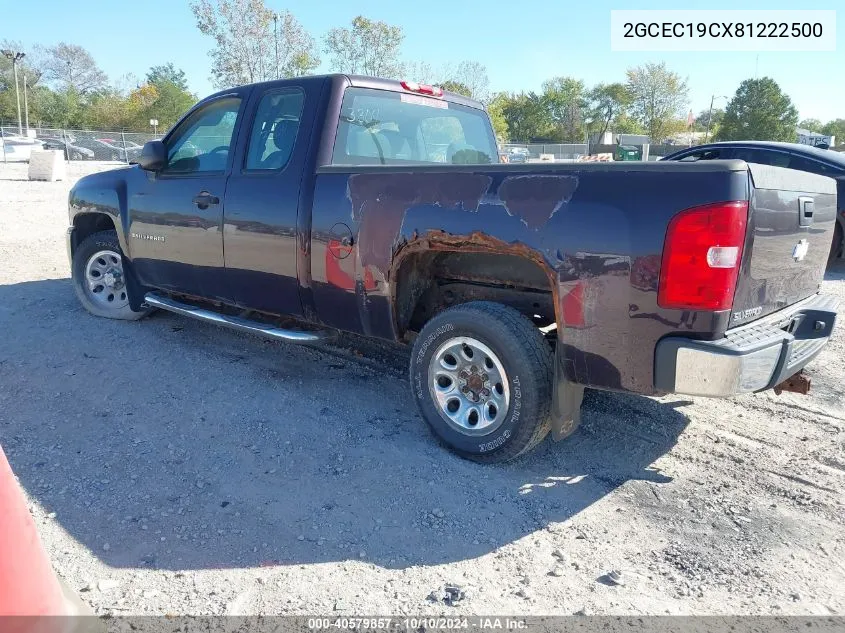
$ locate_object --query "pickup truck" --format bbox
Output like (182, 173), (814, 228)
(66, 74), (839, 462)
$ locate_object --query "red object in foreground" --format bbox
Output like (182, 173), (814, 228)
(658, 200), (749, 311)
(0, 445), (70, 619)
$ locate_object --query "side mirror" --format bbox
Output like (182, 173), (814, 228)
(135, 140), (166, 170)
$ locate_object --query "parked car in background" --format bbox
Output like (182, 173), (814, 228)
(98, 138), (142, 162)
(72, 138), (128, 162)
(39, 137), (96, 161)
(0, 134), (43, 161)
(662, 141), (845, 266)
(507, 147), (530, 163)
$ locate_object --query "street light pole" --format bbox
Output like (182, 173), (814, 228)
(23, 73), (29, 132)
(1, 50), (26, 135)
(584, 118), (593, 155)
(273, 13), (280, 79)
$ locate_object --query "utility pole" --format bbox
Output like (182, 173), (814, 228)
(1, 49), (25, 135)
(273, 13), (280, 79)
(704, 95), (728, 144)
(23, 73), (30, 132)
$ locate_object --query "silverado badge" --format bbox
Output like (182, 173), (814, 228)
(131, 232), (165, 242)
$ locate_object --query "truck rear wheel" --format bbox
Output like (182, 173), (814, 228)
(72, 230), (151, 321)
(410, 301), (554, 463)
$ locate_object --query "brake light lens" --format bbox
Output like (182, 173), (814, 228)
(400, 80), (443, 97)
(658, 200), (748, 311)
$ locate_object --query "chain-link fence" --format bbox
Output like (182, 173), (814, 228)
(499, 143), (589, 163)
(1, 124), (163, 163)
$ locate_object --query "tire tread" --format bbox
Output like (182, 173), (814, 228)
(411, 301), (554, 463)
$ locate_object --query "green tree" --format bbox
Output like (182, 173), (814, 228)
(695, 107), (724, 138)
(821, 119), (845, 145)
(717, 77), (798, 142)
(587, 82), (631, 138)
(144, 64), (197, 130)
(611, 113), (645, 135)
(486, 92), (509, 142)
(191, 0), (318, 88)
(146, 81), (196, 130)
(146, 63), (189, 91)
(798, 118), (823, 132)
(440, 80), (471, 98)
(83, 88), (133, 129)
(36, 87), (85, 128)
(324, 16), (403, 78)
(498, 92), (552, 142)
(542, 76), (586, 143)
(626, 62), (688, 142)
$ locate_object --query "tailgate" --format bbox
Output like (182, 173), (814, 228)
(731, 163), (837, 327)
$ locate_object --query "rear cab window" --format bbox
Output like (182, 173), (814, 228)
(331, 87), (498, 166)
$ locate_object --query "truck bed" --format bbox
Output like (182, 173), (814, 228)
(310, 160), (762, 394)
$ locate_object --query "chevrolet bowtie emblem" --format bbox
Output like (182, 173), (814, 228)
(792, 239), (809, 262)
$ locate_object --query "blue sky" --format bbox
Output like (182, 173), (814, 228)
(5, 0), (844, 121)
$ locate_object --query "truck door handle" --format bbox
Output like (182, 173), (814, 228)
(798, 197), (814, 227)
(192, 192), (220, 209)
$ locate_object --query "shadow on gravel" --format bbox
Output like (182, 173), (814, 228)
(0, 278), (689, 572)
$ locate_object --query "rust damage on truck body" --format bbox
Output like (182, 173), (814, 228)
(344, 171), (579, 336)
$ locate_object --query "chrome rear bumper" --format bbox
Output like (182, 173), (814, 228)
(654, 293), (839, 397)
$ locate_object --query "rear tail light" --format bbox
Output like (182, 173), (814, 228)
(400, 80), (443, 97)
(658, 200), (749, 311)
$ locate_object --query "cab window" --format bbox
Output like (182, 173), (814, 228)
(165, 97), (242, 174)
(332, 87), (497, 165)
(245, 89), (305, 171)
(677, 149), (727, 161)
(788, 156), (839, 176)
(732, 149), (789, 168)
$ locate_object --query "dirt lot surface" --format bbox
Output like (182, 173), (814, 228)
(1, 161), (843, 617)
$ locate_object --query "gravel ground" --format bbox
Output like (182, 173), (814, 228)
(0, 161), (843, 617)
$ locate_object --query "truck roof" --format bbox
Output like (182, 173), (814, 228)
(202, 73), (486, 111)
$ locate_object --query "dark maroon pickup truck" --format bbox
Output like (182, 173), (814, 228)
(66, 74), (839, 462)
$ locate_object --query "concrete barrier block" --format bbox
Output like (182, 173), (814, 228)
(28, 150), (66, 182)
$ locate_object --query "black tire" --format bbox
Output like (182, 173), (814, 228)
(829, 221), (843, 268)
(71, 230), (151, 321)
(409, 301), (554, 463)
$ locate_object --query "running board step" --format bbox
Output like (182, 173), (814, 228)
(144, 293), (326, 343)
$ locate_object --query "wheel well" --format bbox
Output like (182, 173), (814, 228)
(71, 214), (116, 256)
(395, 251), (556, 338)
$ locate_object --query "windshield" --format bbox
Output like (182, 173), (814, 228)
(331, 87), (497, 166)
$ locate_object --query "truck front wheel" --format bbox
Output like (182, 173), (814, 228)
(71, 230), (151, 321)
(410, 301), (554, 463)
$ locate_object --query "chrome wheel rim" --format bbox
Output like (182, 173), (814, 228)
(428, 336), (510, 436)
(84, 249), (129, 309)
